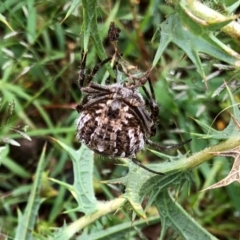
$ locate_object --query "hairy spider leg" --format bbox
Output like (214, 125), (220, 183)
(141, 79), (159, 136)
(146, 138), (192, 151)
(123, 70), (159, 136)
(132, 158), (163, 175)
(82, 82), (111, 93)
(76, 91), (111, 113)
(132, 130), (191, 175)
(78, 51), (87, 88)
(147, 81), (159, 136)
(142, 78), (192, 150)
(126, 70), (151, 89)
(86, 57), (112, 86)
(78, 51), (112, 88)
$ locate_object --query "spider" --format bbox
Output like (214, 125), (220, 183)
(76, 24), (190, 175)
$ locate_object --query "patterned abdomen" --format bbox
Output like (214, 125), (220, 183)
(76, 99), (145, 157)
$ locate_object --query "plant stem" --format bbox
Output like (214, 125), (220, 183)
(65, 198), (126, 238)
(149, 137), (240, 173)
(185, 137), (240, 168)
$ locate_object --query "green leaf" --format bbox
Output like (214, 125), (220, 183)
(0, 13), (14, 31)
(105, 159), (191, 218)
(14, 143), (47, 240)
(26, 0), (37, 44)
(81, 0), (115, 76)
(1, 154), (31, 178)
(81, 0), (94, 51)
(0, 146), (8, 166)
(12, 128), (32, 141)
(227, 1), (240, 13)
(1, 137), (20, 146)
(61, 0), (81, 23)
(155, 191), (218, 240)
(52, 138), (98, 214)
(153, 13), (240, 78)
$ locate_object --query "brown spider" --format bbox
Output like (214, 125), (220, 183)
(76, 24), (191, 175)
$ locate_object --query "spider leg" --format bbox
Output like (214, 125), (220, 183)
(146, 78), (159, 136)
(121, 100), (152, 134)
(118, 62), (157, 122)
(78, 50), (113, 87)
(82, 82), (111, 93)
(78, 51), (87, 88)
(146, 138), (192, 151)
(79, 95), (111, 111)
(141, 77), (159, 137)
(143, 77), (191, 149)
(86, 57), (112, 85)
(126, 71), (151, 88)
(132, 158), (164, 175)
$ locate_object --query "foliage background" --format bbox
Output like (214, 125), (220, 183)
(0, 0), (240, 239)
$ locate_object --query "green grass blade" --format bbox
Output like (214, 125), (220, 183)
(81, 0), (114, 77)
(1, 156), (30, 178)
(14, 143), (47, 240)
(26, 0), (37, 44)
(0, 146), (8, 167)
(0, 13), (14, 31)
(61, 0), (81, 23)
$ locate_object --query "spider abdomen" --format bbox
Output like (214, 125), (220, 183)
(76, 98), (146, 157)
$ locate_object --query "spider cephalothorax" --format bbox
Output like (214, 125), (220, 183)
(76, 23), (190, 175)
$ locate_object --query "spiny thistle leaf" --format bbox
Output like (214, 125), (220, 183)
(103, 157), (191, 218)
(201, 145), (240, 191)
(155, 191), (218, 240)
(153, 12), (240, 79)
(51, 138), (98, 214)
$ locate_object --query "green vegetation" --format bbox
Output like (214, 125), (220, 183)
(0, 0), (240, 239)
